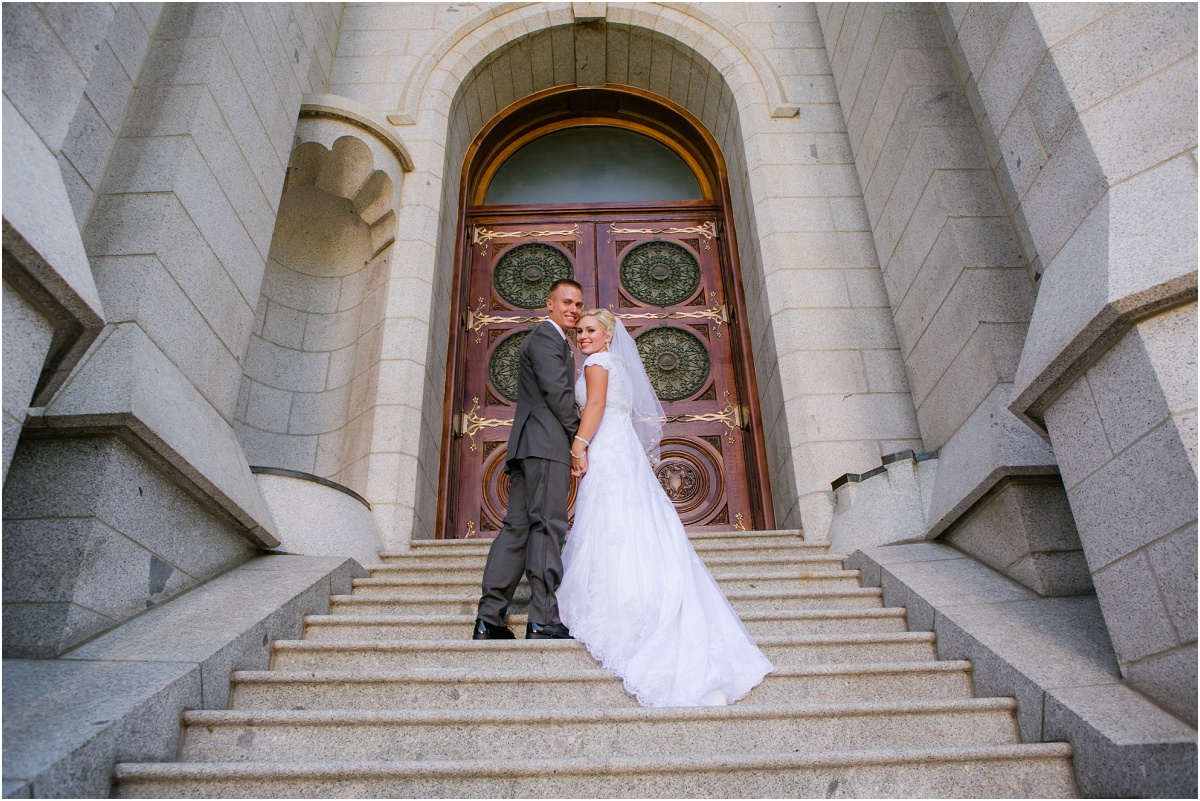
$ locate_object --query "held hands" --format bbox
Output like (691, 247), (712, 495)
(571, 434), (589, 477)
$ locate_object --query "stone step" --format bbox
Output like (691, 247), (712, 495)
(178, 698), (1022, 764)
(369, 552), (849, 578)
(230, 661), (976, 711)
(327, 586), (884, 616)
(400, 528), (810, 550)
(269, 633), (937, 672)
(114, 742), (1077, 798)
(348, 570), (863, 596)
(386, 530), (826, 563)
(301, 608), (910, 641)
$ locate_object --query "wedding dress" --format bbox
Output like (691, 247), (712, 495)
(557, 337), (773, 707)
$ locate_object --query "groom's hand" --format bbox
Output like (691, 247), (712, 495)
(571, 452), (588, 477)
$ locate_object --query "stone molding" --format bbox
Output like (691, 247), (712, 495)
(254, 471), (385, 567)
(921, 384), (1059, 539)
(299, 93), (415, 171)
(831, 448), (938, 491)
(33, 324), (280, 549)
(283, 136), (399, 258)
(2, 103), (105, 406)
(250, 466), (372, 509)
(395, 2), (786, 126)
(829, 451), (938, 556)
(1011, 276), (1199, 431)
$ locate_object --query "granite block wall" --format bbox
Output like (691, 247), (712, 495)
(3, 436), (257, 657)
(1044, 304), (1197, 724)
(3, 2), (344, 656)
(2, 3), (111, 479)
(58, 3), (164, 231)
(83, 3), (342, 424)
(3, 2), (118, 155)
(815, 3), (1083, 594)
(1, 278), (55, 478)
(939, 2), (1197, 722)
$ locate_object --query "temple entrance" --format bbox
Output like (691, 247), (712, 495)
(436, 88), (772, 538)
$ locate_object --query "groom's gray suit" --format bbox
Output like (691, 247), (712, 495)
(477, 319), (580, 628)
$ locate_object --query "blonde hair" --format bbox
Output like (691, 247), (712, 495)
(579, 308), (617, 339)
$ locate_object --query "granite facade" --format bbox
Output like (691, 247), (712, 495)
(3, 1), (1194, 789)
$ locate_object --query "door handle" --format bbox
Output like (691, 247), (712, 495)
(454, 398), (512, 450)
(463, 297), (542, 343)
(662, 392), (746, 443)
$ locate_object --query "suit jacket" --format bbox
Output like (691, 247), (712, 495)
(507, 320), (580, 467)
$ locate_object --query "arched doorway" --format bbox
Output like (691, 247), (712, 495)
(436, 86), (772, 538)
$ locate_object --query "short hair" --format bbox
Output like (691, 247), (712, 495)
(547, 278), (583, 298)
(579, 308), (617, 338)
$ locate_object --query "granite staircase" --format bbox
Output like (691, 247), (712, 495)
(114, 530), (1077, 797)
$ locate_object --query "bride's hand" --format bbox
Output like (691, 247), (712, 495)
(571, 452), (588, 477)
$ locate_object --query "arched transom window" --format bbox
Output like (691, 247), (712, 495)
(484, 126), (704, 205)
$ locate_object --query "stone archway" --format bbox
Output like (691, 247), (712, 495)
(405, 16), (794, 540)
(389, 4), (922, 545)
(436, 83), (775, 538)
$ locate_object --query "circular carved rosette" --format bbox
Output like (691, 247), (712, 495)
(619, 240), (701, 307)
(487, 329), (529, 403)
(634, 326), (711, 401)
(492, 242), (574, 309)
(654, 437), (726, 525)
(480, 443), (580, 533)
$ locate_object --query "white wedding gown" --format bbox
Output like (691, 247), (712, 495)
(558, 350), (773, 707)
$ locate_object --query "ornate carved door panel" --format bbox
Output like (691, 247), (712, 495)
(446, 211), (762, 538)
(449, 220), (595, 540)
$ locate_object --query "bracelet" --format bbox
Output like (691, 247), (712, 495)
(570, 451), (585, 459)
(574, 435), (590, 446)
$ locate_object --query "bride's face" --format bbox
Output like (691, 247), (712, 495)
(575, 317), (611, 355)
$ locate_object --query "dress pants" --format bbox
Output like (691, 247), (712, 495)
(477, 456), (571, 627)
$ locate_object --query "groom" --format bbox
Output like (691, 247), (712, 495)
(473, 278), (584, 640)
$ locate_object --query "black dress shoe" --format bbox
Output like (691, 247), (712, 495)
(472, 619), (515, 640)
(526, 621), (573, 639)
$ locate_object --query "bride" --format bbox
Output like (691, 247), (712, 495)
(558, 309), (773, 707)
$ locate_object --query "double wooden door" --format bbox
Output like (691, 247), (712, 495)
(445, 210), (763, 539)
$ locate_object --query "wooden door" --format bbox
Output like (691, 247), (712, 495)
(598, 216), (754, 529)
(446, 211), (760, 538)
(448, 219), (595, 540)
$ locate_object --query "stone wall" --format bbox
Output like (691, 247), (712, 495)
(814, 3), (1087, 595)
(2, 2), (344, 656)
(3, 436), (257, 658)
(233, 96), (412, 545)
(1044, 304), (1197, 724)
(2, 3), (111, 481)
(943, 1), (1197, 724)
(57, 4), (164, 230)
(1, 277), (54, 477)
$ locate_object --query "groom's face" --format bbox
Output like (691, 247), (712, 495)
(546, 285), (584, 334)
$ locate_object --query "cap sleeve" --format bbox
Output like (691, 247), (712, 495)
(583, 351), (613, 371)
